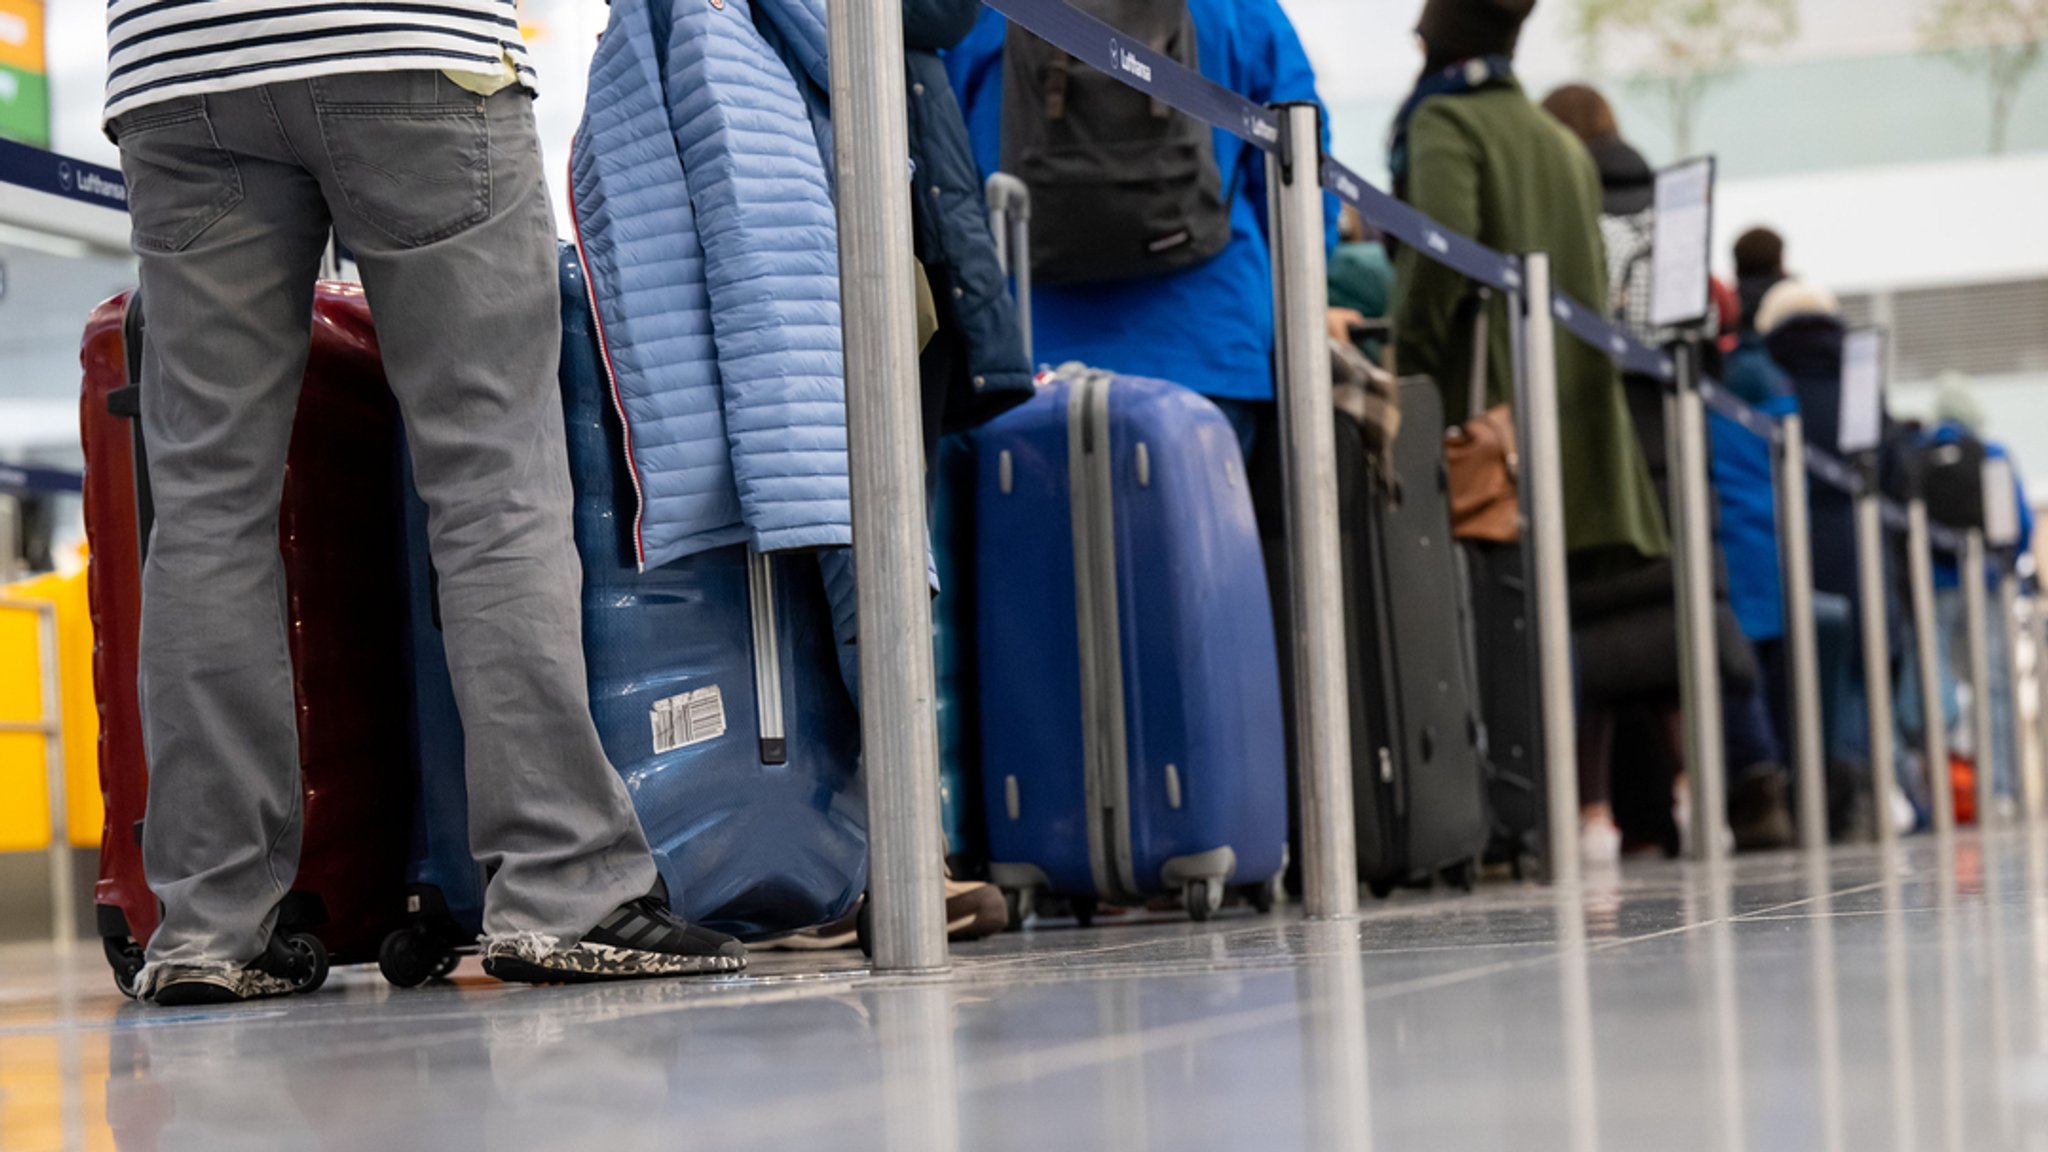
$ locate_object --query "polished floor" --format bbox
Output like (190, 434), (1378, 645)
(6, 832), (2048, 1151)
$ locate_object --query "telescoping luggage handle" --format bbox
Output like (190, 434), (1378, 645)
(986, 173), (1034, 366)
(106, 293), (155, 566)
(745, 549), (789, 765)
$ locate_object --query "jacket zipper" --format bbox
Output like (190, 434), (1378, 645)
(567, 158), (651, 572)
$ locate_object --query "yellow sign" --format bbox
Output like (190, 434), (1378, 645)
(0, 0), (43, 76)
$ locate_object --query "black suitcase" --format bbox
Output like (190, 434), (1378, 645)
(1255, 378), (1490, 898)
(1351, 380), (1491, 895)
(1461, 540), (1545, 870)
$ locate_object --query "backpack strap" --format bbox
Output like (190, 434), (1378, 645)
(1046, 51), (1070, 121)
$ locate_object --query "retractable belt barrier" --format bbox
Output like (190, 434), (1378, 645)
(982, 0), (1678, 384)
(1697, 378), (1969, 554)
(0, 137), (129, 211)
(0, 467), (84, 496)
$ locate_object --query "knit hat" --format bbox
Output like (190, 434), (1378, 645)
(1933, 373), (1985, 435)
(1755, 279), (1839, 337)
(1416, 0), (1537, 62)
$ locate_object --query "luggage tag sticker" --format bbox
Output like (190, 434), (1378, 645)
(651, 686), (728, 755)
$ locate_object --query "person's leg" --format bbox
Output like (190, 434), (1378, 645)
(277, 74), (681, 957)
(118, 88), (332, 982)
(1577, 701), (1621, 863)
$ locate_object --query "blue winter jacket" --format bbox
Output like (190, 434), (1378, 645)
(945, 0), (1339, 402)
(572, 0), (849, 570)
(1711, 336), (1794, 642)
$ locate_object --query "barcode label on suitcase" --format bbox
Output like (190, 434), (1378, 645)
(651, 686), (727, 754)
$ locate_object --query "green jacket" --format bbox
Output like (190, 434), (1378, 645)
(1391, 82), (1668, 561)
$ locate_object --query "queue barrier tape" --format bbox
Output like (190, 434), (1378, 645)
(0, 466), (83, 496)
(0, 137), (128, 212)
(982, 0), (1679, 384)
(1320, 156), (1522, 296)
(982, 0), (1282, 151)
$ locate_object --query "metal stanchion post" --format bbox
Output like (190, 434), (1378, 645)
(1776, 415), (1829, 850)
(1998, 568), (2029, 823)
(1267, 103), (1357, 918)
(827, 0), (949, 973)
(1667, 346), (1727, 861)
(1855, 492), (1898, 847)
(0, 494), (20, 585)
(1513, 254), (1581, 885)
(1966, 531), (1997, 828)
(1907, 501), (1954, 839)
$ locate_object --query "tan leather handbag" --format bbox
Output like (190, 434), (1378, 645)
(1442, 291), (1521, 543)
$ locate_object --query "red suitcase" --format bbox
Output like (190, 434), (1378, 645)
(81, 286), (415, 995)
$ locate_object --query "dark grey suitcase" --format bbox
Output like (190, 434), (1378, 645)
(1351, 379), (1491, 895)
(1462, 540), (1544, 870)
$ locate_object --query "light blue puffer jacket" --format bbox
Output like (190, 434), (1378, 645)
(572, 0), (849, 570)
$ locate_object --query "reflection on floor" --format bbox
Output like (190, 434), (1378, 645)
(6, 831), (2048, 1151)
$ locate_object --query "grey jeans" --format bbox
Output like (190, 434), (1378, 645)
(115, 73), (657, 969)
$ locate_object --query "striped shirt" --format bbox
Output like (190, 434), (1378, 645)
(104, 0), (534, 124)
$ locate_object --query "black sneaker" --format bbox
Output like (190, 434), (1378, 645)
(142, 933), (328, 1007)
(481, 897), (747, 984)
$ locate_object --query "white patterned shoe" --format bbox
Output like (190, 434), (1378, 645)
(482, 897), (747, 984)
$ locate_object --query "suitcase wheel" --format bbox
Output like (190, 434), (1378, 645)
(1000, 888), (1028, 932)
(1244, 876), (1281, 915)
(1443, 858), (1479, 894)
(1070, 895), (1099, 929)
(379, 927), (454, 989)
(276, 932), (330, 994)
(1367, 879), (1397, 901)
(1182, 880), (1223, 922)
(103, 937), (145, 1000)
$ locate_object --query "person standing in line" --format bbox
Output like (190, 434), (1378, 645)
(1544, 81), (1797, 853)
(1387, 0), (1669, 866)
(945, 0), (1341, 461)
(107, 0), (744, 1004)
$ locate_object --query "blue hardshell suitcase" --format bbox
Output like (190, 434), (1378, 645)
(383, 247), (867, 982)
(933, 433), (986, 871)
(388, 461), (487, 976)
(974, 366), (1288, 921)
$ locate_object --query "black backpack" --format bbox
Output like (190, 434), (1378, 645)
(1000, 0), (1232, 285)
(1922, 436), (1989, 531)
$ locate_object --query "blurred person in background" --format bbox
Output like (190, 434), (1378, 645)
(1921, 373), (2031, 819)
(1735, 227), (1788, 336)
(1329, 204), (1394, 363)
(1543, 81), (1794, 852)
(1761, 277), (1917, 833)
(1387, 0), (1668, 865)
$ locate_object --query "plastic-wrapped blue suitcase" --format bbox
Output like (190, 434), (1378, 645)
(381, 246), (868, 982)
(974, 365), (1288, 922)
